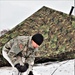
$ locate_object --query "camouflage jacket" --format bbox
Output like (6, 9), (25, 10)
(3, 36), (38, 65)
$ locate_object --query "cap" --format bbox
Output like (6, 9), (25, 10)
(32, 33), (44, 45)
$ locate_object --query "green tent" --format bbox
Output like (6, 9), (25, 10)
(0, 6), (75, 66)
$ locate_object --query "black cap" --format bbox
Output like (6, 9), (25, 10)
(32, 33), (44, 45)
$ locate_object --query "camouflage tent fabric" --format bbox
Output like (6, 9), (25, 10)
(0, 6), (75, 66)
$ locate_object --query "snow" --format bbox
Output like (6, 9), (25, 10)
(33, 60), (74, 75)
(0, 59), (74, 75)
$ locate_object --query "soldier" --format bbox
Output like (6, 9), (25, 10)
(2, 33), (44, 75)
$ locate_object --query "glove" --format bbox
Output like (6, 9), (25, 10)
(14, 63), (21, 72)
(15, 63), (29, 73)
(20, 63), (29, 72)
(24, 63), (29, 68)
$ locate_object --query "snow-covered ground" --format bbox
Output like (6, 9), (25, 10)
(0, 59), (74, 75)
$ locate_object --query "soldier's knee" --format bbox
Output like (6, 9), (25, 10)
(28, 71), (33, 75)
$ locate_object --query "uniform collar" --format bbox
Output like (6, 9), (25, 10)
(28, 36), (35, 49)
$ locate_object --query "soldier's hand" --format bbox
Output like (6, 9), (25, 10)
(14, 63), (29, 73)
(24, 63), (29, 68)
(14, 63), (21, 71)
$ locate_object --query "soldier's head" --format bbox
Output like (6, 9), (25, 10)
(32, 33), (44, 48)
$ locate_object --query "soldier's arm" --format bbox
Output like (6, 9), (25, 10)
(24, 49), (38, 73)
(5, 36), (24, 56)
(2, 39), (15, 68)
(26, 48), (38, 66)
(3, 39), (14, 53)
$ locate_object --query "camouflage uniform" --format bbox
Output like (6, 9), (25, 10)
(2, 36), (38, 74)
